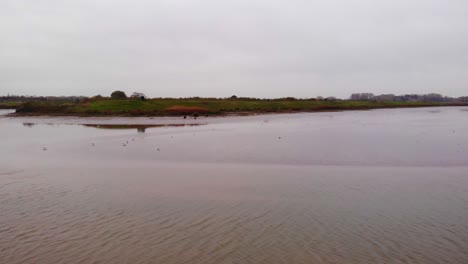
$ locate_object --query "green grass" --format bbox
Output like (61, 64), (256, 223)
(12, 98), (466, 116)
(0, 102), (22, 109)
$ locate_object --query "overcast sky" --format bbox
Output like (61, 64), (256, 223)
(1, 0), (467, 98)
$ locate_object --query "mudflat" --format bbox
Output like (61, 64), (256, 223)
(1, 107), (468, 264)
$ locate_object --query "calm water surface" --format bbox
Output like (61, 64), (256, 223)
(1, 108), (468, 263)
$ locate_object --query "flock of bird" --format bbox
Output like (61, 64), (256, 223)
(40, 126), (461, 153)
(42, 136), (162, 152)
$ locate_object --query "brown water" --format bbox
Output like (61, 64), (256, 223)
(1, 108), (468, 263)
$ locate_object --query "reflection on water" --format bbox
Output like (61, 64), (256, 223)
(83, 124), (202, 130)
(83, 123), (202, 133)
(22, 122), (203, 132)
(1, 107), (468, 264)
(22, 122), (35, 127)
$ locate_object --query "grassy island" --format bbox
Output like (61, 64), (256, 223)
(7, 97), (467, 117)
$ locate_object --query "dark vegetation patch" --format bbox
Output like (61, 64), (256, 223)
(16, 101), (74, 113)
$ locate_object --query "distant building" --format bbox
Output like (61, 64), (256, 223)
(350, 93), (374, 101)
(374, 94), (395, 102)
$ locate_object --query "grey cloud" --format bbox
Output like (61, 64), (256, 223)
(1, 0), (467, 98)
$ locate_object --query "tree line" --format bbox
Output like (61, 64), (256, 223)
(350, 93), (468, 103)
